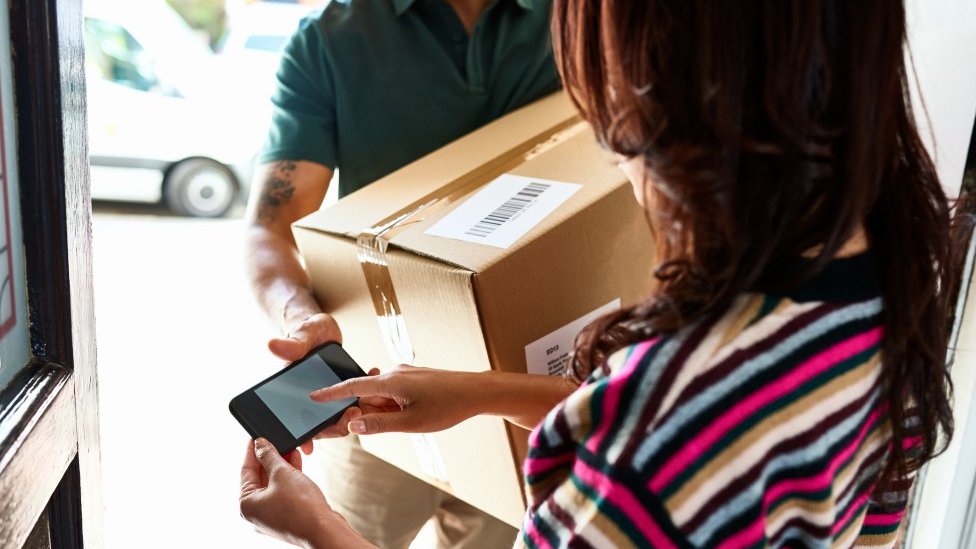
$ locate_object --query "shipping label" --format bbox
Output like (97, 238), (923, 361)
(424, 174), (582, 249)
(524, 299), (622, 377)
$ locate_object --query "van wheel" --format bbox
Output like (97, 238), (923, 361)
(163, 158), (238, 218)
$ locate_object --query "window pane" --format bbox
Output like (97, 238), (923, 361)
(0, 3), (32, 389)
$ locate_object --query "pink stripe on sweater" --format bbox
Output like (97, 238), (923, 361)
(763, 408), (882, 510)
(862, 511), (905, 527)
(716, 518), (765, 549)
(523, 519), (555, 549)
(902, 434), (923, 450)
(713, 408), (884, 548)
(524, 452), (574, 477)
(585, 340), (657, 454)
(650, 328), (882, 491)
(573, 458), (678, 548)
(832, 491), (872, 536)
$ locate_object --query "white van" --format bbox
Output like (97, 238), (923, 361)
(85, 0), (268, 217)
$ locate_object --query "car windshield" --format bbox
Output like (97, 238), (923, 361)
(85, 17), (160, 93)
(85, 0), (219, 99)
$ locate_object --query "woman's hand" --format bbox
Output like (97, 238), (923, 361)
(311, 366), (578, 434)
(297, 368), (382, 450)
(310, 365), (479, 435)
(294, 369), (381, 455)
(239, 438), (374, 549)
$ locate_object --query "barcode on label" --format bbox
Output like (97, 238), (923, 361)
(465, 182), (551, 238)
(425, 174), (581, 249)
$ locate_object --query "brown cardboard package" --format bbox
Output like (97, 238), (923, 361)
(293, 93), (654, 527)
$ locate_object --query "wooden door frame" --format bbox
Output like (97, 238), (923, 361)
(0, 0), (101, 546)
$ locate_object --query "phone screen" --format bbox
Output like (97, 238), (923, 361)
(253, 354), (356, 438)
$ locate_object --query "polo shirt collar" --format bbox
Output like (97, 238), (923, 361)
(391, 0), (537, 17)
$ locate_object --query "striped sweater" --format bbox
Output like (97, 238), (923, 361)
(519, 253), (909, 548)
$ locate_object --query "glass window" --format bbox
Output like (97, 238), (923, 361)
(0, 4), (31, 388)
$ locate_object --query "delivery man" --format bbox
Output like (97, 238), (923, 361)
(243, 0), (560, 547)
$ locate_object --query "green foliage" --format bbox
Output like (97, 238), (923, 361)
(166, 0), (227, 48)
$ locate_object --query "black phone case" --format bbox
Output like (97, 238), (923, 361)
(228, 341), (366, 454)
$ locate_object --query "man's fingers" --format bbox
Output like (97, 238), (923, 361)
(307, 314), (343, 345)
(240, 439), (264, 495)
(267, 337), (308, 362)
(268, 314), (342, 362)
(285, 449), (303, 471)
(310, 376), (389, 402)
(300, 440), (314, 455)
(289, 315), (342, 350)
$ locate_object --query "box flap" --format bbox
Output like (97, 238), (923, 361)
(293, 92), (579, 240)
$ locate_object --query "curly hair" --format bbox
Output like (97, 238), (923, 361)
(554, 0), (959, 493)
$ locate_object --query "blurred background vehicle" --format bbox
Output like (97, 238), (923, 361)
(84, 0), (308, 217)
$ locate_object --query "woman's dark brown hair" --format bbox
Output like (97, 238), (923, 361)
(556, 1), (957, 490)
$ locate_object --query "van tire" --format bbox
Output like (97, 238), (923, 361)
(163, 158), (238, 218)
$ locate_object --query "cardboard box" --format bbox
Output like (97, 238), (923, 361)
(293, 93), (654, 527)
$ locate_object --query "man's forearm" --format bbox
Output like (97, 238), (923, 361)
(246, 225), (323, 334)
(244, 160), (334, 335)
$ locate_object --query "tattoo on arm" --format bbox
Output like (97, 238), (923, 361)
(257, 160), (298, 223)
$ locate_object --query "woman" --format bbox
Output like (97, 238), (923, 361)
(239, 0), (958, 547)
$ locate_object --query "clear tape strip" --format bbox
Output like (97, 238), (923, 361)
(410, 433), (450, 483)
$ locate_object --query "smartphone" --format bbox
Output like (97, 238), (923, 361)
(229, 342), (366, 454)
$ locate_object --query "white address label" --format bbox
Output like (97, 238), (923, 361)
(425, 174), (582, 249)
(525, 299), (622, 377)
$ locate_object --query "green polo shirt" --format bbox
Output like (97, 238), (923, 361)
(258, 0), (561, 197)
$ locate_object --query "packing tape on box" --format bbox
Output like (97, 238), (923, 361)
(355, 119), (588, 483)
(355, 119), (587, 365)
